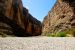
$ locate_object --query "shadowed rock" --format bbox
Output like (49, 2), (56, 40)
(0, 0), (42, 37)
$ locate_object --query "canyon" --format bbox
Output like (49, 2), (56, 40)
(42, 0), (75, 36)
(0, 0), (75, 37)
(0, 0), (42, 37)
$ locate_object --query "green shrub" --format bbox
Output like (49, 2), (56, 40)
(64, 28), (75, 37)
(47, 28), (75, 37)
(47, 33), (55, 37)
(55, 32), (66, 37)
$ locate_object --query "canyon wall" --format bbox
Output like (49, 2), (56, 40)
(0, 0), (42, 37)
(42, 0), (75, 35)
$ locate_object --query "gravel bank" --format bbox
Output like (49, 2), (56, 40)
(0, 37), (75, 50)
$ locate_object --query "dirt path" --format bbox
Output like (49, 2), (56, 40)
(0, 36), (75, 50)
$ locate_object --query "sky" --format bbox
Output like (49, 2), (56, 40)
(22, 0), (56, 22)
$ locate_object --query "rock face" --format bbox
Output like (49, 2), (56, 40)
(23, 8), (42, 36)
(42, 0), (75, 35)
(0, 0), (42, 37)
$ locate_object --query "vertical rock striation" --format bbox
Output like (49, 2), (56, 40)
(42, 0), (75, 35)
(0, 0), (42, 37)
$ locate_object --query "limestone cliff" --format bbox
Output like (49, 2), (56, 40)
(0, 0), (42, 37)
(42, 0), (75, 36)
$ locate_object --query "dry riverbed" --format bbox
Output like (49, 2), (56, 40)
(0, 36), (75, 50)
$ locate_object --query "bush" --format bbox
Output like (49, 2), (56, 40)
(47, 33), (55, 37)
(55, 32), (66, 37)
(47, 28), (75, 37)
(64, 28), (75, 37)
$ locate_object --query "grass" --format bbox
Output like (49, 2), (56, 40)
(43, 28), (75, 37)
(0, 32), (16, 37)
(55, 32), (66, 37)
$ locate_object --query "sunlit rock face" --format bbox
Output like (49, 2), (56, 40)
(42, 0), (75, 35)
(0, 0), (42, 37)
